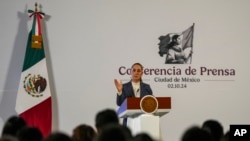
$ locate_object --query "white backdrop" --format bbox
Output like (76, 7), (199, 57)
(1, 0), (250, 141)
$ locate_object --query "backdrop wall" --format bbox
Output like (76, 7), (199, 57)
(1, 0), (250, 141)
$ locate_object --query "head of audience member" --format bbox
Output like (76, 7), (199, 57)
(95, 109), (119, 133)
(17, 126), (43, 141)
(1, 115), (27, 137)
(202, 119), (224, 141)
(43, 132), (72, 141)
(220, 130), (229, 141)
(0, 136), (19, 141)
(72, 124), (97, 141)
(96, 123), (132, 141)
(181, 126), (212, 141)
(131, 133), (154, 141)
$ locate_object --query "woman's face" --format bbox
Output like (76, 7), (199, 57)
(131, 64), (143, 83)
(176, 36), (182, 45)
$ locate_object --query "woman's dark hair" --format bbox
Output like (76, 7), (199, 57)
(168, 34), (180, 48)
(131, 63), (143, 70)
(172, 34), (180, 41)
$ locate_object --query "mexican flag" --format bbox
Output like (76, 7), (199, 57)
(15, 9), (52, 137)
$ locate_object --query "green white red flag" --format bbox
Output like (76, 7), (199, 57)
(15, 6), (52, 137)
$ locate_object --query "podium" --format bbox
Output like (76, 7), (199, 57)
(117, 96), (171, 141)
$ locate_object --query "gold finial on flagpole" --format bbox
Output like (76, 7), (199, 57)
(31, 2), (42, 49)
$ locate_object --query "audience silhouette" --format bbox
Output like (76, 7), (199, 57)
(220, 130), (229, 141)
(17, 126), (43, 141)
(72, 124), (96, 141)
(95, 123), (132, 141)
(0, 136), (19, 141)
(1, 115), (27, 137)
(0, 111), (231, 141)
(43, 132), (72, 141)
(94, 109), (119, 133)
(181, 126), (212, 141)
(131, 132), (154, 141)
(202, 119), (224, 141)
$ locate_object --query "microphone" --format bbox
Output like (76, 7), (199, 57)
(136, 88), (139, 93)
(136, 88), (140, 97)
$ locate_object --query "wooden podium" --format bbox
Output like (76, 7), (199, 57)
(117, 96), (171, 140)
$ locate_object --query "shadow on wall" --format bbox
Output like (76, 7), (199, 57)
(0, 9), (29, 122)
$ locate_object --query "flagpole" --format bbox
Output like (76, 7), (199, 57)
(35, 2), (38, 12)
(190, 23), (195, 64)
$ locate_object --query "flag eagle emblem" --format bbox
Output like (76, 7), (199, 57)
(23, 74), (47, 97)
